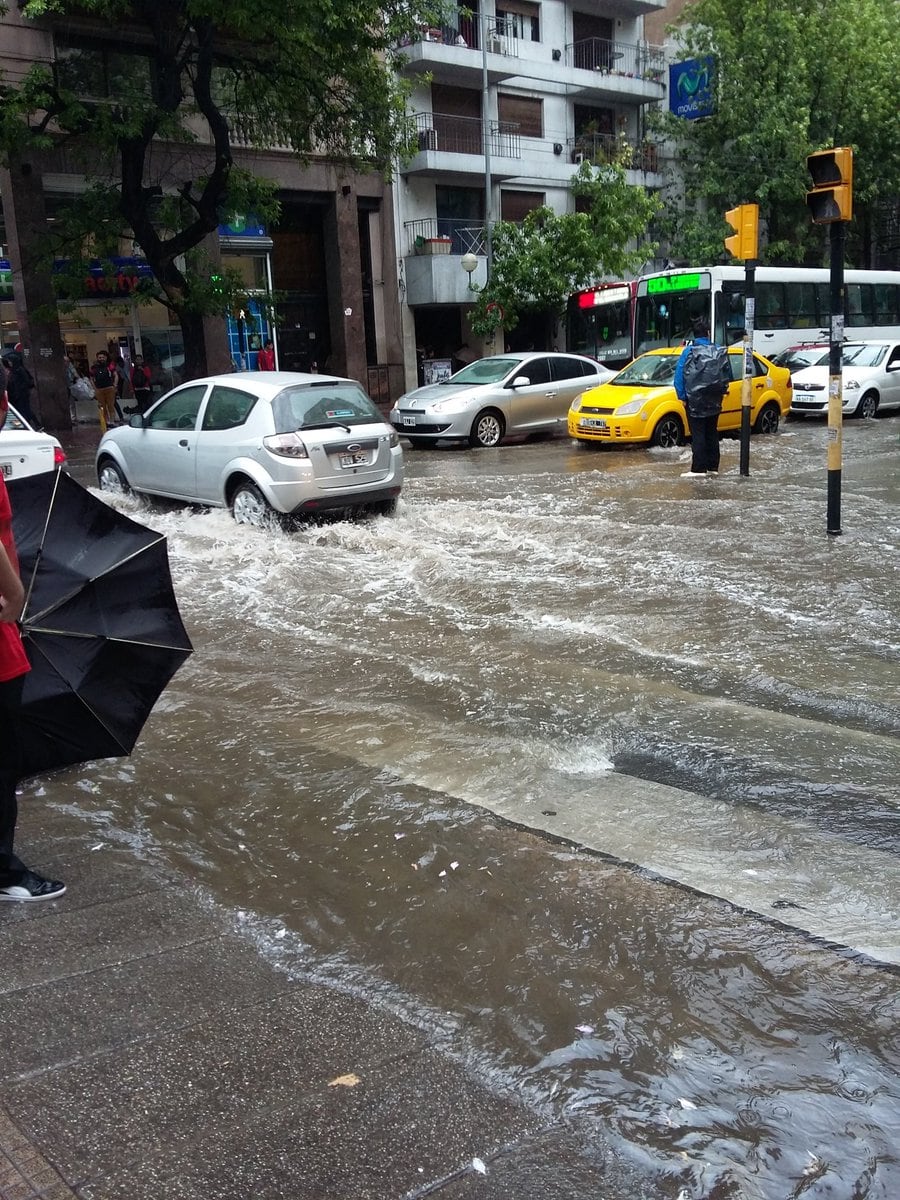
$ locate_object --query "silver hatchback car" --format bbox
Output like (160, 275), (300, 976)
(390, 352), (614, 448)
(96, 372), (403, 523)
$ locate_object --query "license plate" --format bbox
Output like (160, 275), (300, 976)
(402, 415), (416, 427)
(581, 418), (607, 429)
(1, 463), (11, 477)
(339, 451), (368, 468)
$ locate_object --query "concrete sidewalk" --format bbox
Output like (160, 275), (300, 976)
(0, 800), (656, 1200)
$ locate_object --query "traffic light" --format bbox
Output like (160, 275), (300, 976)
(724, 203), (759, 261)
(806, 147), (853, 224)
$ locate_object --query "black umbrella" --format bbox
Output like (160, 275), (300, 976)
(8, 470), (193, 779)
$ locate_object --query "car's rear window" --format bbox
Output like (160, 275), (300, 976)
(271, 382), (383, 433)
(1, 406), (29, 432)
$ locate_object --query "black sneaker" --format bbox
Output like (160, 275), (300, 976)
(0, 870), (66, 902)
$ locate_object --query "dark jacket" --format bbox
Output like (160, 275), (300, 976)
(674, 337), (730, 419)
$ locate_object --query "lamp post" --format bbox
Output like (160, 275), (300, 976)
(481, 9), (492, 280)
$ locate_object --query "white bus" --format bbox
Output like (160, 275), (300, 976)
(634, 266), (900, 360)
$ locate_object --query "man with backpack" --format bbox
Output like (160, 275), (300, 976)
(90, 349), (118, 432)
(674, 318), (732, 477)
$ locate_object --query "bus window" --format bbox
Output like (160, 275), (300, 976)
(785, 282), (820, 328)
(718, 289), (745, 345)
(874, 284), (900, 326)
(635, 291), (708, 353)
(756, 282), (787, 329)
(567, 286), (634, 368)
(847, 283), (874, 327)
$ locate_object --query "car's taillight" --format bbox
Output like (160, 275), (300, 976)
(263, 433), (309, 459)
(53, 447), (67, 466)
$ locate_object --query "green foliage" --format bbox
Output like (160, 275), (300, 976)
(469, 161), (659, 337)
(655, 0), (900, 266)
(0, 0), (440, 370)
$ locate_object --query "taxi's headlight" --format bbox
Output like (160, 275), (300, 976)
(570, 394), (584, 413)
(614, 397), (647, 416)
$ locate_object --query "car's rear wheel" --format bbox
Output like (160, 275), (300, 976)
(469, 409), (505, 448)
(651, 413), (684, 448)
(97, 458), (129, 494)
(231, 480), (271, 526)
(753, 401), (781, 434)
(855, 390), (879, 419)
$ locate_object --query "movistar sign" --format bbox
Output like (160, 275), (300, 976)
(669, 58), (716, 120)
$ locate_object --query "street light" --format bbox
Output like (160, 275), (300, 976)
(461, 252), (479, 291)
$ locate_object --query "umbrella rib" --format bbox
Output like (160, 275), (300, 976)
(25, 627), (192, 652)
(22, 469), (63, 616)
(25, 636), (132, 754)
(25, 533), (169, 625)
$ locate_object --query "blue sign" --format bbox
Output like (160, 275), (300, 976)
(669, 57), (716, 120)
(218, 214), (267, 238)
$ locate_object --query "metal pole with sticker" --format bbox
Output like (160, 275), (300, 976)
(826, 221), (845, 535)
(739, 277), (755, 477)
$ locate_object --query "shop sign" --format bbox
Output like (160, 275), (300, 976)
(54, 256), (155, 299)
(669, 58), (716, 120)
(0, 260), (12, 301)
(218, 213), (267, 238)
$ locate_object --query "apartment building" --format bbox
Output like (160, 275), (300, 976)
(393, 0), (668, 387)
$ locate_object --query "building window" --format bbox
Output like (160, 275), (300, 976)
(496, 0), (540, 42)
(500, 191), (545, 222)
(497, 94), (542, 138)
(55, 37), (152, 102)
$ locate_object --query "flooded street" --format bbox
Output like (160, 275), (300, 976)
(50, 418), (899, 1198)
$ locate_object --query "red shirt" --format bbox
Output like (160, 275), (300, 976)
(256, 347), (275, 371)
(0, 476), (29, 682)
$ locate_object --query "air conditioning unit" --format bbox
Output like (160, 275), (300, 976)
(573, 152), (586, 165)
(487, 36), (504, 54)
(418, 128), (438, 151)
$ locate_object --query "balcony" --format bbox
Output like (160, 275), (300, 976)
(565, 38), (667, 101)
(405, 112), (522, 180)
(570, 133), (662, 178)
(397, 19), (521, 86)
(404, 219), (487, 257)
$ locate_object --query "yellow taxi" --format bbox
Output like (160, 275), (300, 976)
(567, 346), (792, 448)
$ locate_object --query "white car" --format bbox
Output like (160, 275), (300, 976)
(1, 403), (67, 480)
(390, 352), (614, 448)
(790, 340), (900, 418)
(96, 371), (403, 524)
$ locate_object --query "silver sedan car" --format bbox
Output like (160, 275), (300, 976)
(96, 372), (403, 524)
(390, 352), (614, 448)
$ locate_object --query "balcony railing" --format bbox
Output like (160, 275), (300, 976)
(404, 219), (488, 256)
(399, 17), (519, 57)
(567, 38), (666, 82)
(413, 112), (521, 159)
(570, 133), (660, 173)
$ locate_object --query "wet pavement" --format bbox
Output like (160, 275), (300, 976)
(3, 416), (899, 1198)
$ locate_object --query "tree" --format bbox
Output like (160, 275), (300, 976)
(468, 160), (659, 342)
(655, 0), (900, 267)
(0, 0), (436, 378)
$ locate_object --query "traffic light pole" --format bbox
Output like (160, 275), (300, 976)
(826, 221), (845, 535)
(739, 260), (756, 477)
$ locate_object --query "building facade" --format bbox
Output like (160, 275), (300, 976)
(393, 0), (668, 388)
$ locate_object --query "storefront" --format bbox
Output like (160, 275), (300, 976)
(218, 216), (276, 370)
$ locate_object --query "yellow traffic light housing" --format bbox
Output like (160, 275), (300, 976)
(806, 147), (853, 223)
(724, 203), (759, 261)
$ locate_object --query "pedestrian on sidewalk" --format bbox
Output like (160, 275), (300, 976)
(256, 338), (276, 370)
(90, 350), (118, 432)
(2, 350), (39, 428)
(128, 354), (152, 414)
(0, 393), (65, 902)
(674, 318), (731, 478)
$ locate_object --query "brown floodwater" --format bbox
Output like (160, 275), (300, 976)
(47, 417), (900, 1197)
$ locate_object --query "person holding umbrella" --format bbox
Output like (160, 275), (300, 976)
(0, 400), (65, 901)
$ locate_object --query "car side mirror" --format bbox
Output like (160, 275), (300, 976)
(129, 414), (145, 428)
(509, 375), (531, 388)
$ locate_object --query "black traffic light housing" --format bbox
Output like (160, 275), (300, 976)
(806, 147), (853, 224)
